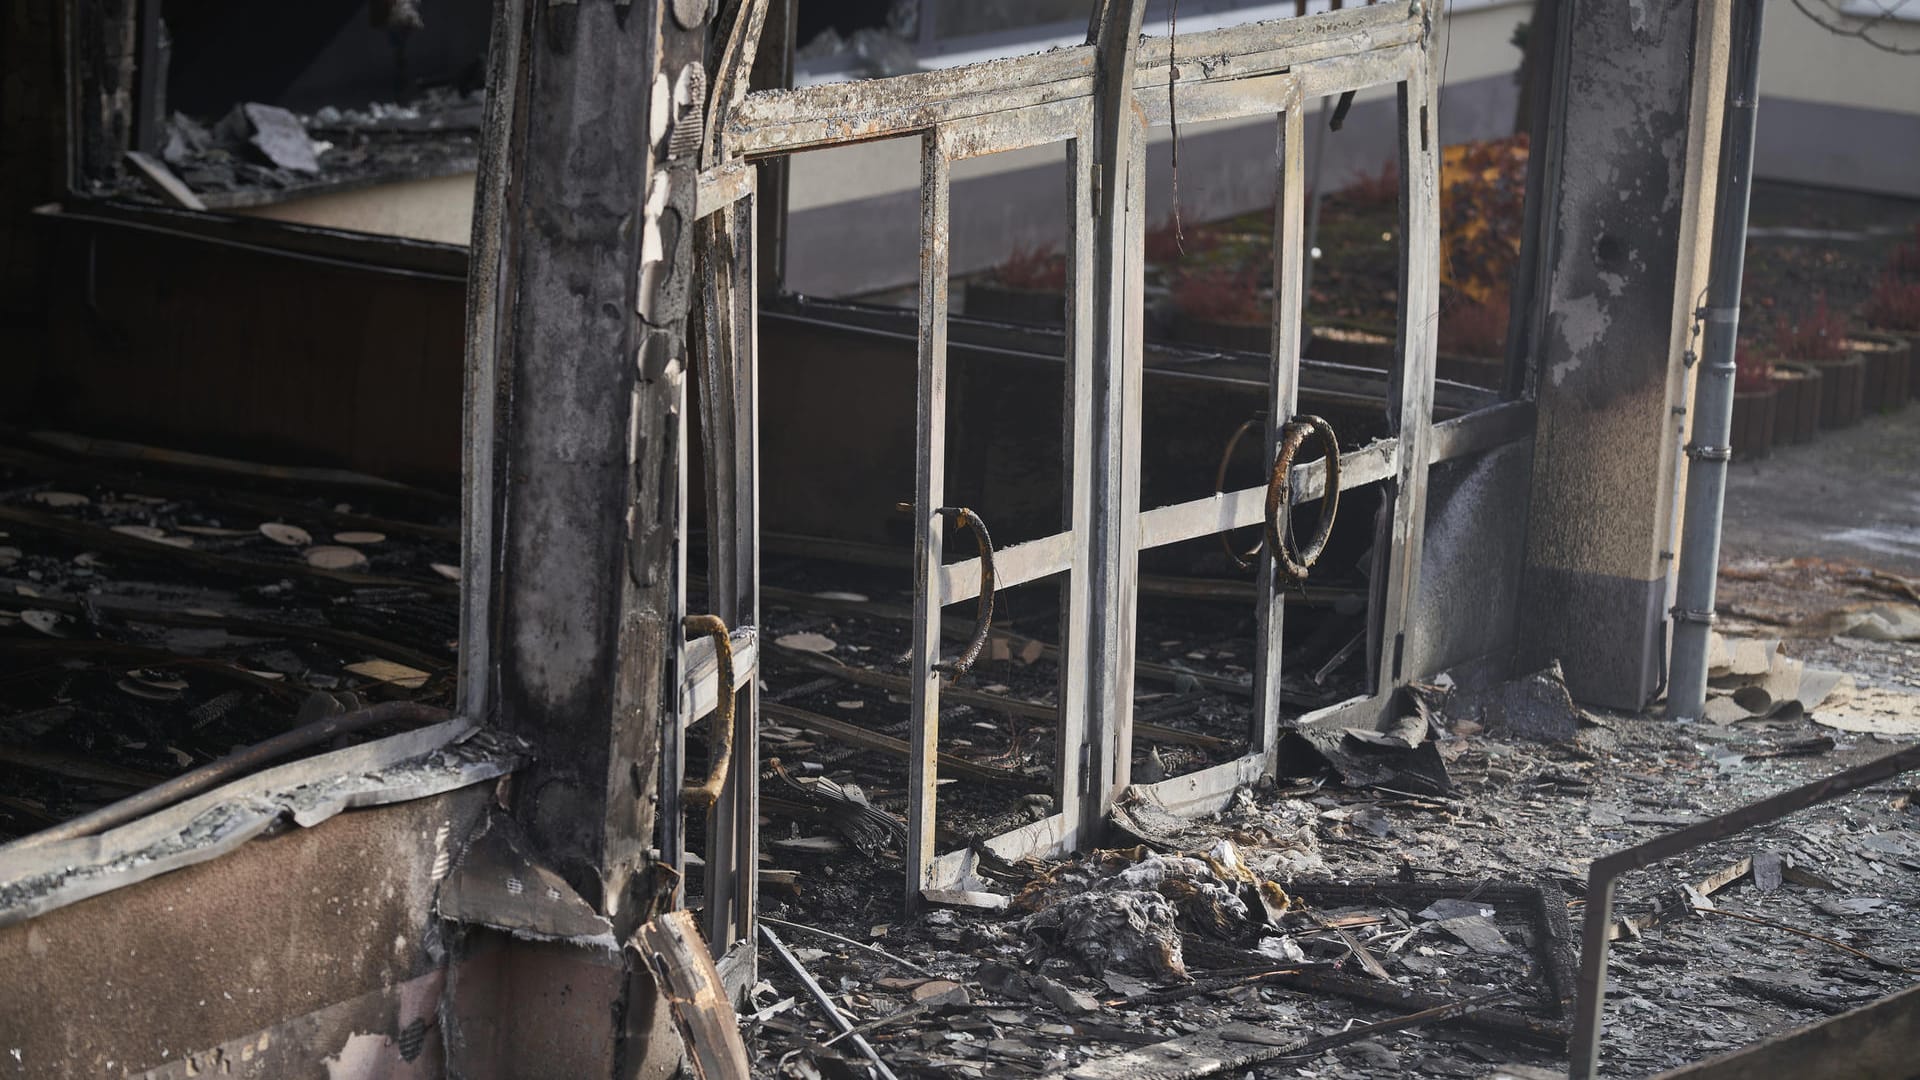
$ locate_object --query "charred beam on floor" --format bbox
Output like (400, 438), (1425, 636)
(764, 702), (1046, 791)
(766, 644), (1233, 751)
(749, 580), (1339, 701)
(0, 505), (455, 596)
(1265, 971), (1569, 1048)
(0, 591), (453, 675)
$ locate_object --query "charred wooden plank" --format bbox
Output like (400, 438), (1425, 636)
(1081, 0), (1150, 844)
(907, 133), (953, 911)
(634, 911), (753, 1080)
(0, 591), (452, 675)
(766, 644), (1232, 751)
(0, 746), (167, 789)
(461, 0), (687, 926)
(763, 702), (1044, 791)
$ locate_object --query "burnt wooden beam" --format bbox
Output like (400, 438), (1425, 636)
(763, 702), (1046, 791)
(633, 912), (754, 1080)
(462, 0), (716, 1073)
(461, 0), (712, 946)
(1078, 0), (1149, 846)
(69, 0), (139, 189)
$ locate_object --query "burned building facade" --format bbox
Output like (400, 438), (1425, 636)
(2, 0), (1914, 1077)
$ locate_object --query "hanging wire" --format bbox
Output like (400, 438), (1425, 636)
(1168, 0), (1185, 253)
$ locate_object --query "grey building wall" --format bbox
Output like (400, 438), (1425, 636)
(1755, 97), (1920, 199)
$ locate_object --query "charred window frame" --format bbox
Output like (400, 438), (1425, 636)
(691, 0), (1537, 916)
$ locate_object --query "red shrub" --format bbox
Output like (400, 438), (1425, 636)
(1892, 223), (1920, 280)
(1171, 266), (1266, 325)
(992, 243), (1067, 292)
(1771, 293), (1850, 363)
(1337, 160), (1400, 211)
(1734, 346), (1775, 392)
(1867, 272), (1920, 333)
(1145, 218), (1218, 265)
(1437, 289), (1510, 358)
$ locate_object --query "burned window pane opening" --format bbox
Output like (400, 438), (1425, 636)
(79, 0), (494, 214)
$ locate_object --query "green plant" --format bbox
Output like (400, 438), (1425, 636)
(1771, 293), (1850, 363)
(1171, 265), (1266, 325)
(1734, 346), (1776, 392)
(1865, 272), (1920, 333)
(992, 243), (1067, 292)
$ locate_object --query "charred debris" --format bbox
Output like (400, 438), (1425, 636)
(3, 426), (1916, 1077)
(120, 91), (484, 210)
(735, 623), (1920, 1080)
(0, 433), (463, 843)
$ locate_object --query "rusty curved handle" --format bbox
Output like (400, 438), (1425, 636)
(933, 507), (995, 681)
(1264, 415), (1341, 586)
(682, 613), (736, 811)
(1215, 414), (1268, 571)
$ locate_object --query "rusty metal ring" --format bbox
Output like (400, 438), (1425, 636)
(1214, 414), (1268, 571)
(933, 507), (995, 681)
(1263, 415), (1341, 585)
(681, 613), (735, 810)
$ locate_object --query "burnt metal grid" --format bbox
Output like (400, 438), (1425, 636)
(684, 0), (1532, 921)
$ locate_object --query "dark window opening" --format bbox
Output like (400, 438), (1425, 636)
(89, 0), (493, 208)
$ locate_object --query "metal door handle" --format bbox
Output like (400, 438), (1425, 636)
(681, 613), (736, 809)
(1265, 415), (1341, 585)
(933, 507), (995, 681)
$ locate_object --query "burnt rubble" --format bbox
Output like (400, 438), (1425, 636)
(0, 432), (459, 845)
(137, 88), (483, 208)
(736, 616), (1920, 1080)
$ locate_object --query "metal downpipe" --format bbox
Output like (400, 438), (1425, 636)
(1667, 0), (1767, 723)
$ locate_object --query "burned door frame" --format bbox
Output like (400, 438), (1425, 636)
(711, 0), (1530, 911)
(671, 0), (775, 961)
(457, 0), (768, 996)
